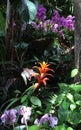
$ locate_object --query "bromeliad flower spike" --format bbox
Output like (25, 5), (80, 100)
(34, 61), (54, 88)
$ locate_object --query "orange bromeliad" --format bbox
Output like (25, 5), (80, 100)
(34, 61), (54, 89)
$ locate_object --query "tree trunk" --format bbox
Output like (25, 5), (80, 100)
(74, 0), (81, 71)
(5, 0), (14, 61)
(5, 0), (21, 62)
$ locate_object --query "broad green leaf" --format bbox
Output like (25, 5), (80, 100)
(55, 124), (66, 130)
(30, 96), (41, 107)
(62, 100), (69, 110)
(68, 111), (81, 125)
(76, 100), (81, 106)
(22, 0), (37, 23)
(56, 94), (65, 105)
(58, 83), (68, 91)
(21, 95), (28, 103)
(14, 125), (26, 130)
(67, 127), (73, 130)
(71, 69), (78, 78)
(69, 84), (81, 92)
(58, 107), (70, 123)
(29, 125), (40, 130)
(66, 93), (74, 103)
(70, 104), (76, 111)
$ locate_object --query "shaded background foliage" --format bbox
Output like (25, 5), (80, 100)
(0, 0), (74, 107)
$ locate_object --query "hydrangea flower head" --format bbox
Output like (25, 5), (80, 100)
(48, 115), (58, 128)
(18, 106), (32, 124)
(34, 113), (58, 128)
(1, 109), (17, 125)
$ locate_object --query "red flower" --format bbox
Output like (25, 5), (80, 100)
(34, 61), (54, 88)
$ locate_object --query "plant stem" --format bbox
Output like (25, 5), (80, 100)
(25, 119), (28, 130)
(12, 123), (15, 130)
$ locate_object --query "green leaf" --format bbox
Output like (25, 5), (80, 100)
(29, 125), (40, 130)
(14, 90), (21, 94)
(66, 93), (74, 103)
(56, 94), (65, 105)
(70, 104), (76, 111)
(55, 124), (66, 130)
(21, 95), (28, 103)
(67, 127), (73, 130)
(36, 110), (43, 115)
(69, 84), (81, 92)
(58, 106), (70, 123)
(71, 69), (78, 78)
(27, 0), (37, 23)
(0, 11), (5, 36)
(30, 96), (41, 107)
(58, 83), (68, 91)
(22, 0), (37, 23)
(14, 125), (26, 130)
(76, 100), (81, 106)
(14, 42), (29, 49)
(62, 100), (70, 110)
(68, 111), (81, 125)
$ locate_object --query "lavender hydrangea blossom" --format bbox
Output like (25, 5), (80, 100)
(1, 109), (17, 125)
(34, 114), (58, 128)
(48, 115), (58, 128)
(18, 106), (32, 124)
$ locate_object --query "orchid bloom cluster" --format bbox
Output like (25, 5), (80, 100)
(31, 4), (75, 39)
(21, 61), (54, 89)
(34, 113), (58, 128)
(1, 106), (32, 126)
